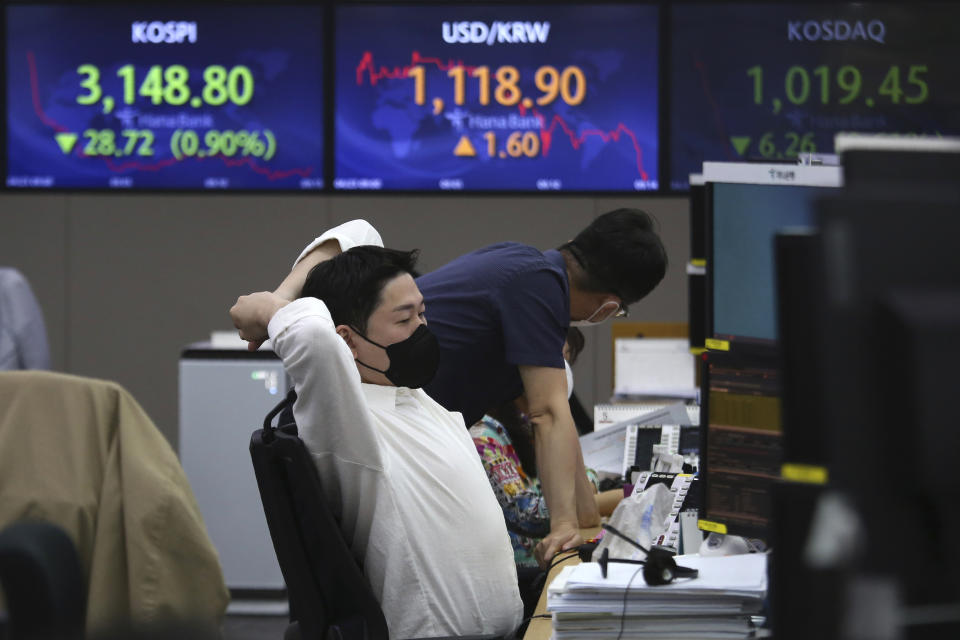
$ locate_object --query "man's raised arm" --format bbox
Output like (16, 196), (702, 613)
(243, 220), (383, 349)
(275, 219), (384, 301)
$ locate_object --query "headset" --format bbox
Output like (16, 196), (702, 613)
(598, 523), (699, 586)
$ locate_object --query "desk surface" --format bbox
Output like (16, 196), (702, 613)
(523, 526), (601, 640)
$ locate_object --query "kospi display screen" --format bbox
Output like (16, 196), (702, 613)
(334, 4), (659, 192)
(5, 4), (324, 190)
(670, 3), (960, 189)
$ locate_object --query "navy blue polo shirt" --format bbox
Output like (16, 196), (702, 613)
(416, 243), (569, 426)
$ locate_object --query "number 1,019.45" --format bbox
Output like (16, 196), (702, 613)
(746, 64), (929, 107)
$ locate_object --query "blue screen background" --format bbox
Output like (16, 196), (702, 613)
(712, 182), (836, 341)
(334, 4), (659, 191)
(5, 4), (324, 190)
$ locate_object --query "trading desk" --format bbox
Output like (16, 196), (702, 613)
(523, 526), (601, 640)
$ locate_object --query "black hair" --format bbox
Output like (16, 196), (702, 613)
(561, 208), (668, 306)
(489, 401), (538, 479)
(565, 326), (585, 365)
(300, 245), (420, 334)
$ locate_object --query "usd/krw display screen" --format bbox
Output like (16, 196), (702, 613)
(5, 4), (324, 190)
(670, 3), (960, 189)
(334, 4), (659, 192)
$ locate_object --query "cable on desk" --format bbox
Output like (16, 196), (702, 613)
(520, 546), (588, 636)
(528, 548), (580, 598)
(545, 548), (580, 574)
(515, 609), (553, 638)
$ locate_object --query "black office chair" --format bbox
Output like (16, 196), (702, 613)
(0, 520), (85, 640)
(250, 391), (503, 640)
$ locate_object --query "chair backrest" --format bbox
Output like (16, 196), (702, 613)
(0, 520), (85, 640)
(249, 391), (389, 640)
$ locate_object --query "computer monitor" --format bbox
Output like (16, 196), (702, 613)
(837, 135), (960, 192)
(698, 162), (840, 541)
(774, 140), (960, 475)
(703, 162), (842, 345)
(688, 173), (707, 260)
(4, 3), (326, 190)
(333, 2), (660, 192)
(688, 173), (707, 350)
(688, 274), (706, 352)
(775, 230), (826, 467)
(669, 3), (960, 189)
(698, 346), (781, 540)
(814, 193), (960, 495)
(771, 190), (960, 639)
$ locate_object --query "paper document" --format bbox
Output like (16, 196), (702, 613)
(580, 422), (631, 476)
(559, 553), (767, 594)
(547, 554), (767, 640)
(614, 338), (696, 397)
(594, 402), (699, 431)
(582, 403), (695, 476)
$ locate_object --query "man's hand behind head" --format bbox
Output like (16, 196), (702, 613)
(230, 291), (289, 348)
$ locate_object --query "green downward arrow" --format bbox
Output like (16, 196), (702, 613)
(55, 133), (78, 155)
(730, 136), (751, 156)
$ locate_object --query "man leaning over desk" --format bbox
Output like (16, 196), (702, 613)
(263, 209), (668, 567)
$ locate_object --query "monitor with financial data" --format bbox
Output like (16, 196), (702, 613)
(333, 3), (660, 192)
(698, 162), (840, 540)
(699, 346), (781, 539)
(4, 3), (325, 190)
(669, 2), (960, 190)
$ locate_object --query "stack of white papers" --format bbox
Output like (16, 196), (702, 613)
(547, 554), (767, 639)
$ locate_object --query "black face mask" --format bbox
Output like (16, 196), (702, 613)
(353, 324), (441, 389)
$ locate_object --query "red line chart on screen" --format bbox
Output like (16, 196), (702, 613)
(355, 51), (650, 181)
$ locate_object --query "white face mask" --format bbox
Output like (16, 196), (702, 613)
(569, 300), (620, 327)
(564, 360), (574, 400)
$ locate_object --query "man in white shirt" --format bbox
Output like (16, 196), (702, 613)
(230, 237), (522, 639)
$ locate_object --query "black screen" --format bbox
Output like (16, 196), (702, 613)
(670, 3), (960, 190)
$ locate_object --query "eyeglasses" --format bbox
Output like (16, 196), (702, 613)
(584, 299), (628, 324)
(603, 301), (629, 321)
(604, 287), (629, 319)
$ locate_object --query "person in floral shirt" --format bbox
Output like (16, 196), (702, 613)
(470, 411), (599, 568)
